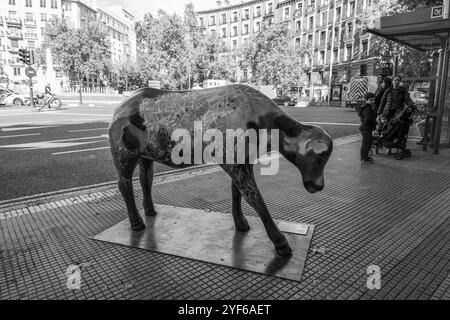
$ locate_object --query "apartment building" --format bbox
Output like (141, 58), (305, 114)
(0, 0), (63, 86)
(0, 0), (136, 90)
(62, 0), (137, 64)
(197, 0), (378, 101)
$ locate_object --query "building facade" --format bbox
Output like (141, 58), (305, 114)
(0, 0), (63, 88)
(196, 0), (380, 102)
(0, 0), (137, 92)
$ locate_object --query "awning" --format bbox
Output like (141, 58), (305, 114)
(367, 5), (450, 51)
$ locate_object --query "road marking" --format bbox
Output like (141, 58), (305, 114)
(0, 133), (41, 139)
(303, 122), (360, 126)
(0, 135), (108, 150)
(69, 127), (108, 133)
(57, 113), (111, 117)
(52, 146), (110, 155)
(1, 125), (58, 132)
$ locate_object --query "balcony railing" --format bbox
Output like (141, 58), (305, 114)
(5, 17), (22, 26)
(220, 19), (227, 25)
(7, 45), (20, 53)
(307, 5), (315, 13)
(24, 19), (36, 26)
(209, 22), (216, 26)
(254, 13), (261, 18)
(7, 31), (23, 40)
(242, 15), (250, 21)
(24, 32), (37, 39)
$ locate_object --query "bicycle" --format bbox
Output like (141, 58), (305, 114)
(34, 94), (62, 111)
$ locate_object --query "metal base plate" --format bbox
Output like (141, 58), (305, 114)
(93, 205), (314, 281)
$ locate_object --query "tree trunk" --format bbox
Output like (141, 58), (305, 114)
(78, 72), (83, 105)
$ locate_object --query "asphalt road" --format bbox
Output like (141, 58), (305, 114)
(0, 99), (360, 201)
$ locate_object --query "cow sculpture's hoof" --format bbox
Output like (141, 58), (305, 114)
(131, 222), (146, 231)
(275, 242), (293, 257)
(235, 220), (250, 232)
(145, 209), (157, 217)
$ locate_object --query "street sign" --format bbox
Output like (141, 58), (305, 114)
(25, 66), (36, 78)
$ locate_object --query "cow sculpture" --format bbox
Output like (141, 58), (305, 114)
(109, 84), (333, 257)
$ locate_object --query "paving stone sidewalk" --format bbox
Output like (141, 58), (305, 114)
(0, 136), (449, 300)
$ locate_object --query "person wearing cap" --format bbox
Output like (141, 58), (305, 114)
(357, 92), (377, 163)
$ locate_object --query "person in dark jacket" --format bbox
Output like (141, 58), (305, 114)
(377, 75), (414, 119)
(358, 92), (377, 163)
(374, 77), (392, 112)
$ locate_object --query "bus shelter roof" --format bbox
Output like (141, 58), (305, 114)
(367, 7), (450, 51)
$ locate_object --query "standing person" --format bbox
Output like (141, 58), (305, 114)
(358, 92), (377, 164)
(377, 75), (414, 120)
(374, 77), (392, 112)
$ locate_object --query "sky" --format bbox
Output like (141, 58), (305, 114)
(103, 0), (220, 20)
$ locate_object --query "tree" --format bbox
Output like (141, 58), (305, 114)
(38, 19), (111, 104)
(241, 23), (308, 94)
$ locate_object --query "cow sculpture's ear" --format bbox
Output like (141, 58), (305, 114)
(121, 124), (143, 154)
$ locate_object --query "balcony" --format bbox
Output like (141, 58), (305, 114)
(24, 32), (37, 39)
(208, 22), (216, 26)
(5, 17), (22, 26)
(253, 13), (261, 18)
(242, 15), (250, 21)
(7, 30), (23, 40)
(294, 9), (302, 18)
(24, 19), (37, 27)
(220, 19), (227, 25)
(7, 45), (19, 53)
(307, 5), (315, 14)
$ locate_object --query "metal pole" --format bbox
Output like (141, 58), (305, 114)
(433, 34), (449, 154)
(327, 0), (337, 105)
(29, 75), (35, 108)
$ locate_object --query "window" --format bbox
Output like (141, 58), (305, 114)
(322, 11), (327, 25)
(40, 0), (45, 7)
(14, 68), (21, 76)
(9, 11), (17, 17)
(320, 31), (326, 43)
(221, 14), (226, 24)
(26, 13), (34, 21)
(346, 44), (352, 61)
(308, 34), (313, 45)
(256, 6), (261, 17)
(243, 68), (248, 80)
(232, 39), (237, 50)
(209, 15), (215, 25)
(9, 0), (16, 5)
(349, 1), (355, 16)
(233, 26), (237, 36)
(255, 21), (261, 32)
(333, 49), (338, 62)
(336, 7), (341, 20)
(284, 7), (290, 20)
(199, 17), (204, 26)
(51, 0), (57, 9)
(41, 27), (45, 36)
(11, 39), (19, 48)
(221, 28), (226, 37)
(244, 9), (249, 19)
(295, 37), (301, 47)
(26, 0), (32, 7)
(244, 24), (248, 34)
(319, 51), (325, 64)
(348, 22), (353, 36)
(41, 13), (47, 21)
(296, 20), (301, 31)
(233, 12), (237, 22)
(362, 41), (368, 56)
(309, 16), (314, 29)
(27, 41), (35, 48)
(268, 3), (273, 14)
(360, 64), (367, 76)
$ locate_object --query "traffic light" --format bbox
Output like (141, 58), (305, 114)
(19, 49), (27, 63)
(25, 50), (34, 65)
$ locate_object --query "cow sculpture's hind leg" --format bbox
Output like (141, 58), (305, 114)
(222, 164), (292, 257)
(139, 158), (157, 217)
(114, 151), (145, 231)
(231, 182), (250, 232)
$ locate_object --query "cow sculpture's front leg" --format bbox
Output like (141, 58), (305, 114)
(139, 158), (157, 216)
(222, 164), (292, 257)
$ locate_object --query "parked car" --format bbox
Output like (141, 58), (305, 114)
(0, 88), (14, 105)
(272, 96), (297, 106)
(2, 90), (31, 106)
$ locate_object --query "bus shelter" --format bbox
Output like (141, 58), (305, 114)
(367, 3), (450, 154)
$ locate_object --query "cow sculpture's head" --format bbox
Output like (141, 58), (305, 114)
(275, 116), (333, 194)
